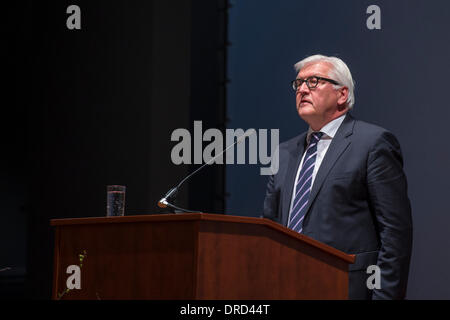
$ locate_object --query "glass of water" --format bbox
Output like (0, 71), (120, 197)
(106, 185), (126, 217)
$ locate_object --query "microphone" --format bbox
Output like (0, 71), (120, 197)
(158, 129), (256, 213)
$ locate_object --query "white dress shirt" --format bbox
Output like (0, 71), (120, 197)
(288, 114), (347, 220)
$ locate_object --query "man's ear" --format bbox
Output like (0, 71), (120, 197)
(337, 86), (349, 107)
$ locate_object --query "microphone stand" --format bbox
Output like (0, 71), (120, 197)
(158, 129), (255, 213)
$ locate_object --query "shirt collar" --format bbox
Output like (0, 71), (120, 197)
(307, 113), (347, 143)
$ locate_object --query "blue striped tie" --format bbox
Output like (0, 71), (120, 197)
(288, 132), (323, 233)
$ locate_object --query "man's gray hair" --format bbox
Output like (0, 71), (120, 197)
(294, 54), (355, 109)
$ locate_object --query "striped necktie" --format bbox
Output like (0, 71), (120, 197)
(288, 132), (323, 233)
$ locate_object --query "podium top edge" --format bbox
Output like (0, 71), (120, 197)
(50, 212), (355, 264)
(50, 212), (246, 226)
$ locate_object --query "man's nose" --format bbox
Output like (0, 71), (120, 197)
(298, 81), (310, 94)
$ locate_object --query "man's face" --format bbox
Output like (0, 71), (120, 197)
(295, 62), (346, 128)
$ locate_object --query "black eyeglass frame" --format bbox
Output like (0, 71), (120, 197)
(291, 76), (340, 90)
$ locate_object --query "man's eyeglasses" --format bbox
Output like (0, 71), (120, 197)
(291, 76), (340, 91)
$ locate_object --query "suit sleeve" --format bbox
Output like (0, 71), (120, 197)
(367, 131), (413, 300)
(262, 173), (280, 222)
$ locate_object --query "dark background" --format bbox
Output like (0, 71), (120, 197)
(2, 0), (449, 299)
(225, 0), (450, 299)
(2, 0), (227, 299)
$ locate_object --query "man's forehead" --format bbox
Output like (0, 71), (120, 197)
(297, 61), (332, 77)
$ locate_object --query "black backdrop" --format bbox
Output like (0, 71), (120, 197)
(2, 0), (227, 299)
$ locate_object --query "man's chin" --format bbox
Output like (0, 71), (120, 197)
(297, 108), (315, 119)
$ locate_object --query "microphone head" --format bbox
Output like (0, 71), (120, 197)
(157, 198), (168, 208)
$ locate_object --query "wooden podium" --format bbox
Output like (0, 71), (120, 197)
(50, 213), (355, 300)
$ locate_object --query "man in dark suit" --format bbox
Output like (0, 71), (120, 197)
(263, 54), (412, 299)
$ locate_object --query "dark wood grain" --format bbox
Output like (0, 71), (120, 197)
(51, 213), (354, 299)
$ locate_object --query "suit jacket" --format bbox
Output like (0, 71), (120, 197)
(263, 113), (413, 299)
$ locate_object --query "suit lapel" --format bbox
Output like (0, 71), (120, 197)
(302, 114), (355, 219)
(281, 132), (307, 227)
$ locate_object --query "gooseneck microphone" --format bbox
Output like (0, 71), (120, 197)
(158, 129), (256, 213)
